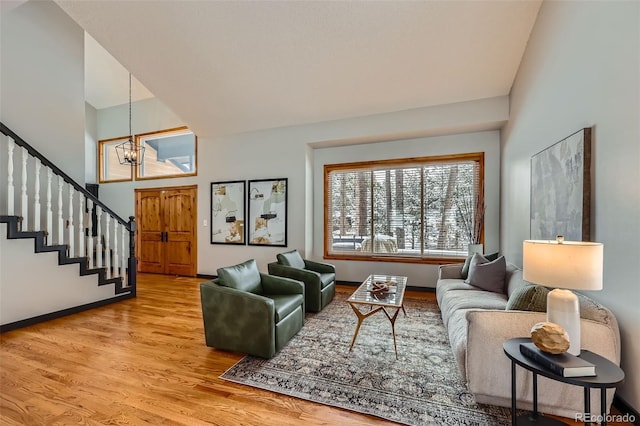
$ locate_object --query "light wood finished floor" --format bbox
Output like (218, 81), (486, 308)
(0, 274), (632, 425)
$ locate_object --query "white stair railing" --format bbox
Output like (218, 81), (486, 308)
(6, 135), (14, 216)
(20, 146), (28, 230)
(87, 198), (94, 269)
(95, 205), (103, 268)
(1, 124), (136, 293)
(57, 176), (64, 245)
(46, 167), (53, 243)
(34, 158), (41, 231)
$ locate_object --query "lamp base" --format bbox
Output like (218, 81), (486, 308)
(547, 289), (581, 356)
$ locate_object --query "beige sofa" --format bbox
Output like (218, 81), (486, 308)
(436, 261), (621, 418)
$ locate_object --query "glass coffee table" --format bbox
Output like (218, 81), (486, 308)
(347, 274), (407, 359)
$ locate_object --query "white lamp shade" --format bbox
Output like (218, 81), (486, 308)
(523, 239), (603, 291)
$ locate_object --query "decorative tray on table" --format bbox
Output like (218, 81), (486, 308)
(369, 280), (397, 296)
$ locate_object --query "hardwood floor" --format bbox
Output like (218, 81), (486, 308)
(0, 274), (632, 425)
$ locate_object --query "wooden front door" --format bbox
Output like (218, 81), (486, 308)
(135, 185), (197, 276)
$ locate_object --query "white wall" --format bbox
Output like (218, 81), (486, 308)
(0, 0), (86, 184)
(0, 226), (116, 324)
(0, 0), (126, 325)
(96, 97), (507, 281)
(93, 97), (194, 220)
(314, 130), (500, 287)
(501, 0), (639, 412)
(85, 102), (98, 184)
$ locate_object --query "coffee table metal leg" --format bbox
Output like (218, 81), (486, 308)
(382, 307), (402, 359)
(348, 302), (382, 352)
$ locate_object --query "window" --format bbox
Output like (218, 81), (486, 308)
(325, 153), (484, 263)
(98, 127), (197, 183)
(98, 136), (133, 183)
(136, 127), (197, 180)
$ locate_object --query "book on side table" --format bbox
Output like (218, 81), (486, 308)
(519, 342), (596, 377)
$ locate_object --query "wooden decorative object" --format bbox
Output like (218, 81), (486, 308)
(530, 322), (570, 354)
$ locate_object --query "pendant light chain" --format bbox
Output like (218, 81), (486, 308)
(128, 72), (132, 140)
(115, 72), (144, 165)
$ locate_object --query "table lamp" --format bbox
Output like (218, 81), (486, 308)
(522, 237), (603, 356)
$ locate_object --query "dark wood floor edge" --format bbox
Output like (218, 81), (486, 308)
(337, 280), (436, 293)
(613, 394), (639, 424)
(0, 292), (135, 333)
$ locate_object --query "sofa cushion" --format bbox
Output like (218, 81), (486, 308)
(506, 284), (549, 312)
(439, 289), (508, 329)
(277, 250), (306, 269)
(217, 259), (262, 294)
(465, 253), (507, 293)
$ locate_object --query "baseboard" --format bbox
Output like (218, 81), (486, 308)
(0, 292), (135, 333)
(613, 394), (639, 425)
(196, 273), (216, 279)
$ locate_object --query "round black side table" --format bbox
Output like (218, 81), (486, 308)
(503, 337), (624, 426)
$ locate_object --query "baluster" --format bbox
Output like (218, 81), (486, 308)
(21, 147), (28, 230)
(57, 176), (64, 245)
(113, 222), (119, 280)
(121, 223), (127, 286)
(7, 136), (14, 215)
(87, 199), (94, 269)
(95, 206), (103, 268)
(104, 215), (111, 278)
(46, 168), (53, 243)
(33, 159), (41, 232)
(78, 195), (85, 259)
(67, 185), (74, 257)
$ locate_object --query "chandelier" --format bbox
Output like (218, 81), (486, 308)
(115, 73), (145, 165)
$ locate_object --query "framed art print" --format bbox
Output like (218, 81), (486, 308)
(248, 178), (287, 246)
(530, 128), (592, 241)
(211, 180), (245, 244)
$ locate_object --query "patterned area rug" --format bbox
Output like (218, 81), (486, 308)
(221, 289), (512, 425)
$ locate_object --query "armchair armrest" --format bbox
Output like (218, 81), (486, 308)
(200, 280), (276, 358)
(438, 263), (463, 280)
(261, 273), (304, 295)
(303, 259), (335, 274)
(268, 262), (322, 286)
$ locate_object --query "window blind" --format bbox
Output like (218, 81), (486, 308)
(325, 153), (483, 262)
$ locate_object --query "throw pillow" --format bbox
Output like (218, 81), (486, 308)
(485, 252), (500, 262)
(506, 284), (550, 312)
(460, 254), (473, 279)
(464, 253), (507, 293)
(461, 252), (499, 279)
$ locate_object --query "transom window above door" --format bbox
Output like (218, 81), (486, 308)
(98, 126), (197, 183)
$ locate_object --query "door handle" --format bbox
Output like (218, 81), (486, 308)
(164, 231), (168, 242)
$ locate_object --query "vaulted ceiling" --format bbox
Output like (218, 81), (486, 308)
(56, 0), (542, 139)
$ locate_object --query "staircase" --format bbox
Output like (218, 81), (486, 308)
(0, 122), (137, 332)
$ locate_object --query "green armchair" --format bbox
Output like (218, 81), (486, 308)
(267, 250), (336, 312)
(200, 259), (304, 358)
